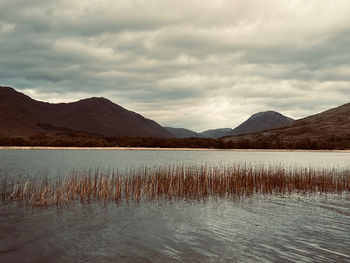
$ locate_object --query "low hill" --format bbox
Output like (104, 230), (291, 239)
(0, 86), (171, 138)
(223, 103), (350, 149)
(166, 127), (234, 138)
(229, 111), (294, 136)
(199, 128), (233, 138)
(165, 127), (199, 138)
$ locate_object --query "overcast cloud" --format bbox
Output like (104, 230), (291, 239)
(1, 0), (350, 131)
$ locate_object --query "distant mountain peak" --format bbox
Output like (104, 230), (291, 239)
(229, 110), (294, 136)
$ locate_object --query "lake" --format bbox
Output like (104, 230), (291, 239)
(0, 149), (349, 262)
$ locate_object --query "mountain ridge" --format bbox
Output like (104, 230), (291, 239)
(166, 111), (293, 138)
(0, 86), (171, 138)
(2, 86), (349, 149)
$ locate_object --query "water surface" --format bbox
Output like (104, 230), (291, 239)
(0, 149), (349, 177)
(0, 149), (349, 262)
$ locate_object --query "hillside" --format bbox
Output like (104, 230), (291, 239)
(165, 127), (199, 138)
(0, 86), (171, 138)
(166, 127), (233, 138)
(199, 128), (233, 138)
(229, 111), (294, 136)
(223, 103), (350, 149)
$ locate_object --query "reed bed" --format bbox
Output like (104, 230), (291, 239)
(1, 165), (350, 208)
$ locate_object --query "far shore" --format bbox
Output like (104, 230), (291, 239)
(0, 146), (350, 153)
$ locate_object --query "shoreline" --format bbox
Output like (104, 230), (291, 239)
(0, 146), (350, 153)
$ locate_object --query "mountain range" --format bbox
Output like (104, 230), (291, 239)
(1, 86), (294, 139)
(165, 111), (293, 138)
(223, 102), (350, 149)
(1, 86), (349, 149)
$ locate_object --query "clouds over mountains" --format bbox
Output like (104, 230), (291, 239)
(1, 0), (350, 131)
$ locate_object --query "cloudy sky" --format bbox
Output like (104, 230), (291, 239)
(1, 0), (350, 131)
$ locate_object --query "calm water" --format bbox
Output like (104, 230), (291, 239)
(1, 149), (350, 263)
(0, 149), (349, 177)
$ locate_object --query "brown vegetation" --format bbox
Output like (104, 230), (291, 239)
(2, 165), (349, 208)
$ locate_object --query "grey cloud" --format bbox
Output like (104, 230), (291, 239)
(1, 0), (350, 131)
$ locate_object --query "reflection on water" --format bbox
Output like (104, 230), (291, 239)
(0, 150), (349, 262)
(1, 195), (350, 263)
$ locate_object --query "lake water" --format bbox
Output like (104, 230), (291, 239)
(0, 149), (350, 263)
(0, 149), (349, 177)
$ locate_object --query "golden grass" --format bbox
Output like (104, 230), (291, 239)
(1, 165), (349, 207)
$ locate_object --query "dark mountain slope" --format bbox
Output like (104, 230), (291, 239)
(0, 86), (171, 138)
(165, 127), (233, 138)
(199, 128), (233, 138)
(165, 127), (199, 138)
(229, 111), (294, 136)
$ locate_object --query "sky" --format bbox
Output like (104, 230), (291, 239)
(1, 0), (350, 132)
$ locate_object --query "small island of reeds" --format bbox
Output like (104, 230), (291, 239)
(1, 165), (349, 208)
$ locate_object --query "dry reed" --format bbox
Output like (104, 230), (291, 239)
(1, 165), (349, 208)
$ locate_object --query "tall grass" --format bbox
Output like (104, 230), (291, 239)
(1, 165), (349, 207)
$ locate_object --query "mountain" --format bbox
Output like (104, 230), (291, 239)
(196, 111), (292, 139)
(165, 127), (233, 138)
(229, 111), (294, 136)
(199, 128), (233, 138)
(223, 103), (350, 149)
(165, 127), (199, 138)
(0, 86), (171, 138)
